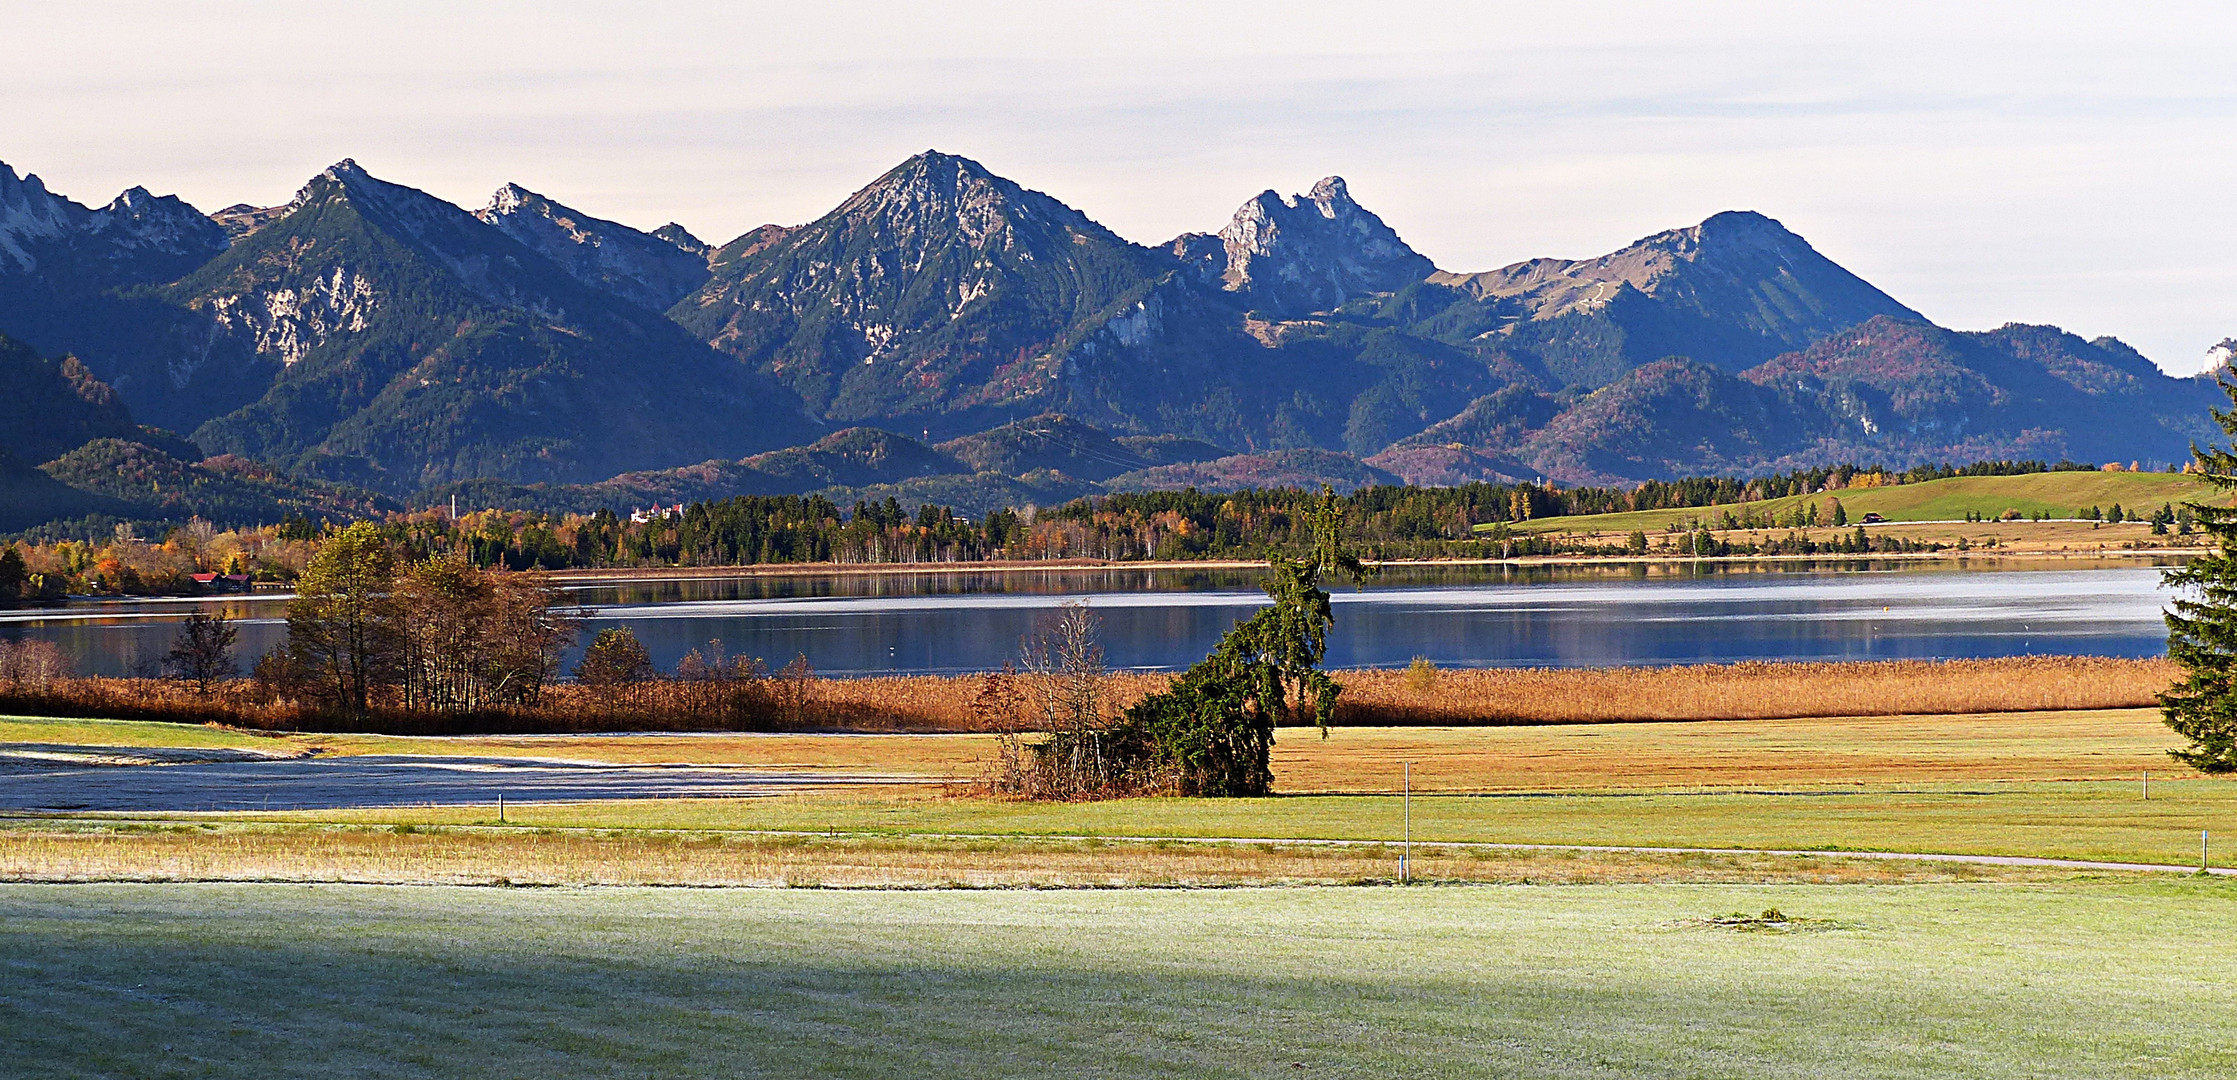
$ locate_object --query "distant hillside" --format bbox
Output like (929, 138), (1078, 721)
(0, 330), (142, 463)
(39, 439), (394, 528)
(1108, 448), (1403, 494)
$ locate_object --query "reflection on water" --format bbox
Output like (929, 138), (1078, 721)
(0, 559), (2183, 678)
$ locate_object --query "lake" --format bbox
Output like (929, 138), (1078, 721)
(0, 559), (2182, 679)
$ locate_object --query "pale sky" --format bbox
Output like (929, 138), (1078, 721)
(5, 1), (2235, 372)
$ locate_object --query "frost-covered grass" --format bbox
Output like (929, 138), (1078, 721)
(5, 880), (2236, 1078)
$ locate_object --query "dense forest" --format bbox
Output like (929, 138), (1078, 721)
(344, 459), (2111, 571)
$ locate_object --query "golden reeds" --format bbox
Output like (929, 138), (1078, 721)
(0, 656), (2174, 734)
(1325, 656), (2174, 726)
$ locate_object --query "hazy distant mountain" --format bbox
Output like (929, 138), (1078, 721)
(0, 147), (2227, 530)
(1370, 210), (1923, 389)
(0, 163), (231, 417)
(476, 183), (711, 311)
(0, 162), (227, 295)
(1437, 318), (2226, 485)
(164, 160), (817, 492)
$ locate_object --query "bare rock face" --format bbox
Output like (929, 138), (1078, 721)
(477, 183), (712, 311)
(1180, 176), (1435, 316)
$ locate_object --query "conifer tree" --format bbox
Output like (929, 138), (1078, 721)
(2161, 378), (2237, 770)
(0, 545), (25, 603)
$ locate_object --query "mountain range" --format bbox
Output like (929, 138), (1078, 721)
(0, 150), (2221, 529)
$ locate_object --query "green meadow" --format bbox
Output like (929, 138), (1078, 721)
(1500, 469), (2217, 535)
(5, 881), (2235, 1078)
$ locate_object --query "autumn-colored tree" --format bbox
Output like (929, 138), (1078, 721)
(285, 521), (400, 721)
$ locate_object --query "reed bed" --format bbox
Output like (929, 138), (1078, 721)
(800, 656), (2175, 730)
(0, 656), (2174, 734)
(0, 825), (2068, 888)
(1328, 656), (2175, 726)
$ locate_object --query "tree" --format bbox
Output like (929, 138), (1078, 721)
(394, 557), (581, 713)
(2162, 374), (2237, 770)
(576, 627), (655, 686)
(1626, 530), (1649, 555)
(1830, 499), (1848, 527)
(285, 521), (400, 720)
(1018, 601), (1115, 797)
(576, 627), (656, 716)
(0, 545), (26, 603)
(163, 610), (239, 696)
(1113, 491), (1372, 796)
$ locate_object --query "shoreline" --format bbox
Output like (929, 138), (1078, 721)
(543, 547), (2197, 584)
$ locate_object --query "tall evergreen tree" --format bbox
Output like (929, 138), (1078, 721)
(1115, 491), (1373, 796)
(2161, 378), (2237, 770)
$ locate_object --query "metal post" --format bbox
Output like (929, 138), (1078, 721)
(2205, 830), (2211, 872)
(499, 792), (505, 824)
(2143, 770), (2149, 801)
(1401, 761), (1412, 884)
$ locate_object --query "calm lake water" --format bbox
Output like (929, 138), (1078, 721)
(0, 559), (2183, 678)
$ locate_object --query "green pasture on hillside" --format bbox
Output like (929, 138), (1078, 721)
(6, 881), (2236, 1078)
(1495, 470), (2222, 535)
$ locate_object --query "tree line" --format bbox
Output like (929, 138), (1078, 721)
(298, 457), (2107, 574)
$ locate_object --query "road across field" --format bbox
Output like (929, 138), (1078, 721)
(0, 744), (925, 812)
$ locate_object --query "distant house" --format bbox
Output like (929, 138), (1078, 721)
(189, 573), (254, 593)
(629, 503), (686, 524)
(1861, 512), (1886, 524)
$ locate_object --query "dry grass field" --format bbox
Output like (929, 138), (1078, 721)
(0, 824), (2078, 888)
(0, 656), (2213, 888)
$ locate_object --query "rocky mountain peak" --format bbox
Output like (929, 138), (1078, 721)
(651, 223), (708, 257)
(486, 182), (534, 215)
(676, 150), (1166, 424)
(474, 182), (711, 311)
(1188, 175), (1434, 316)
(0, 162), (225, 277)
(828, 150), (1091, 247)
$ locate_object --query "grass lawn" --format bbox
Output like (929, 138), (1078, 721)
(6, 880), (2236, 1078)
(235, 778), (2229, 869)
(10, 707), (2235, 873)
(0, 706), (2186, 787)
(1500, 470), (2222, 536)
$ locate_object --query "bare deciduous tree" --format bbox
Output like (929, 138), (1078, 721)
(163, 610), (239, 696)
(0, 640), (70, 693)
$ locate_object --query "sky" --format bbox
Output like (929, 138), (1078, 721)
(4, 1), (2235, 372)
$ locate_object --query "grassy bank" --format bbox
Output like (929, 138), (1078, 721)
(8, 882), (2237, 1078)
